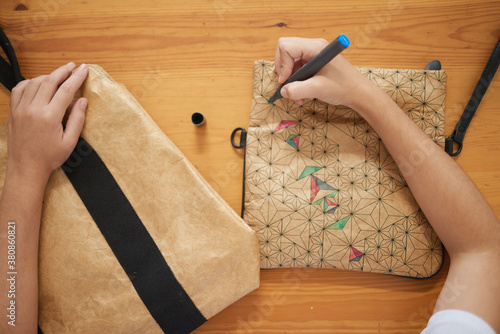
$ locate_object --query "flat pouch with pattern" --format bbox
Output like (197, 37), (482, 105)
(235, 60), (446, 278)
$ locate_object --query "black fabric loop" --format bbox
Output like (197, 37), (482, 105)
(446, 36), (500, 156)
(231, 127), (247, 148)
(0, 27), (24, 90)
(425, 60), (441, 71)
(62, 138), (207, 334)
(445, 131), (463, 157)
(0, 57), (20, 91)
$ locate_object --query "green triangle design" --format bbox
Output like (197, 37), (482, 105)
(286, 139), (297, 150)
(326, 216), (349, 230)
(298, 166), (324, 180)
(312, 198), (323, 205)
(326, 192), (337, 198)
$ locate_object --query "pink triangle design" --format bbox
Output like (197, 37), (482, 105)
(310, 176), (319, 202)
(349, 247), (364, 261)
(325, 198), (336, 206)
(274, 120), (298, 132)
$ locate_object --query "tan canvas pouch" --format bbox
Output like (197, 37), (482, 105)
(0, 64), (260, 333)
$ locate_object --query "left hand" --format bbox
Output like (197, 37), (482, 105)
(7, 62), (89, 183)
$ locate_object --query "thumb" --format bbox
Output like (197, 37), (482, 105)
(281, 78), (320, 102)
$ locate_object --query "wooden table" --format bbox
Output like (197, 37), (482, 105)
(1, 0), (499, 332)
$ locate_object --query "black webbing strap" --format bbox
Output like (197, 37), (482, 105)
(445, 37), (500, 156)
(0, 27), (24, 90)
(62, 139), (206, 333)
(0, 26), (206, 334)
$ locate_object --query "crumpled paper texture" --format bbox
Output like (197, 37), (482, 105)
(243, 60), (446, 278)
(0, 65), (260, 333)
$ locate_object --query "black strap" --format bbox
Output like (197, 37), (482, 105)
(0, 27), (24, 90)
(445, 37), (500, 156)
(63, 139), (206, 334)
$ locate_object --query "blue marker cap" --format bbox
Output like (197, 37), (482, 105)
(337, 34), (350, 48)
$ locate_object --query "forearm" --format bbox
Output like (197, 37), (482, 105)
(0, 167), (47, 333)
(0, 62), (87, 333)
(275, 36), (500, 330)
(354, 83), (500, 256)
(354, 83), (500, 330)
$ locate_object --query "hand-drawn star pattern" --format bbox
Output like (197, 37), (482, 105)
(244, 60), (446, 278)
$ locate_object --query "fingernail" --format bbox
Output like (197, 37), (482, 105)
(78, 63), (87, 72)
(281, 87), (288, 98)
(80, 98), (87, 109)
(278, 74), (282, 83)
(67, 62), (76, 68)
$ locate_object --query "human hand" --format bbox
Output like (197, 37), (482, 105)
(7, 62), (88, 184)
(274, 37), (376, 109)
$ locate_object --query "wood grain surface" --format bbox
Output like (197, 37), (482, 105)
(1, 0), (499, 333)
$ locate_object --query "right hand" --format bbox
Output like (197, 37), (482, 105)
(275, 37), (375, 109)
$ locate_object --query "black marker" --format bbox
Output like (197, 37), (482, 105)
(268, 34), (350, 104)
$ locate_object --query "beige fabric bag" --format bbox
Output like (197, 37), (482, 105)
(0, 65), (260, 333)
(239, 60), (446, 278)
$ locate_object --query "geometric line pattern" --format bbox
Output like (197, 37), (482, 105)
(243, 60), (445, 278)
